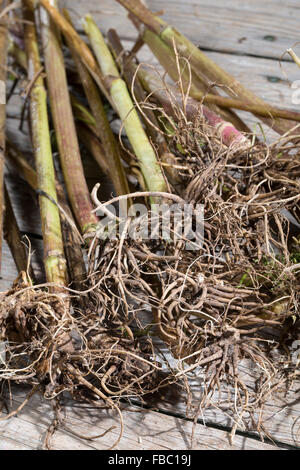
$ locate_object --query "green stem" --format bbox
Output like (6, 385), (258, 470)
(6, 141), (86, 288)
(0, 0), (9, 272)
(84, 15), (167, 194)
(23, 0), (67, 285)
(8, 35), (27, 70)
(39, 0), (97, 235)
(71, 95), (97, 129)
(4, 183), (35, 281)
(107, 29), (179, 186)
(63, 9), (129, 197)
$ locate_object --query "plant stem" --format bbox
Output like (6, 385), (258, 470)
(116, 0), (164, 34)
(116, 0), (297, 135)
(55, 181), (87, 289)
(6, 140), (38, 190)
(22, 0), (67, 285)
(0, 0), (9, 272)
(39, 0), (97, 235)
(76, 124), (110, 177)
(194, 93), (300, 123)
(6, 141), (86, 288)
(70, 95), (97, 129)
(140, 28), (300, 125)
(39, 0), (110, 103)
(83, 15), (167, 194)
(107, 28), (179, 186)
(139, 68), (250, 149)
(8, 35), (28, 70)
(63, 9), (130, 197)
(139, 26), (250, 133)
(287, 48), (300, 69)
(4, 183), (34, 281)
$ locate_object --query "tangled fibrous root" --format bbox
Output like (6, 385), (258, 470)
(0, 272), (169, 448)
(2, 79), (300, 445)
(87, 133), (300, 437)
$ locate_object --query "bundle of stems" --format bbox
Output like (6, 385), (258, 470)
(63, 9), (129, 197)
(39, 0), (110, 103)
(0, 0), (299, 448)
(37, 1), (172, 196)
(83, 15), (167, 194)
(0, 0), (9, 271)
(107, 28), (179, 187)
(116, 0), (298, 135)
(39, 0), (98, 236)
(6, 141), (86, 288)
(22, 0), (67, 285)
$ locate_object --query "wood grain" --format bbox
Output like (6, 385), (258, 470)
(149, 360), (300, 448)
(0, 386), (278, 450)
(62, 0), (300, 60)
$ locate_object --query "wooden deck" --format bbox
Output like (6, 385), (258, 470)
(1, 0), (300, 450)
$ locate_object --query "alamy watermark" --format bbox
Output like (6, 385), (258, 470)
(94, 202), (204, 250)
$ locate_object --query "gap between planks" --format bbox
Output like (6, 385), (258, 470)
(0, 386), (278, 450)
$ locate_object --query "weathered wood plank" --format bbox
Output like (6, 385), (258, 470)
(0, 436), (34, 450)
(132, 41), (300, 141)
(129, 40), (298, 109)
(0, 386), (278, 450)
(0, 239), (19, 289)
(150, 363), (300, 448)
(62, 0), (300, 61)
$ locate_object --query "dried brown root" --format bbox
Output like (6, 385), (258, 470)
(86, 182), (299, 439)
(0, 272), (171, 448)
